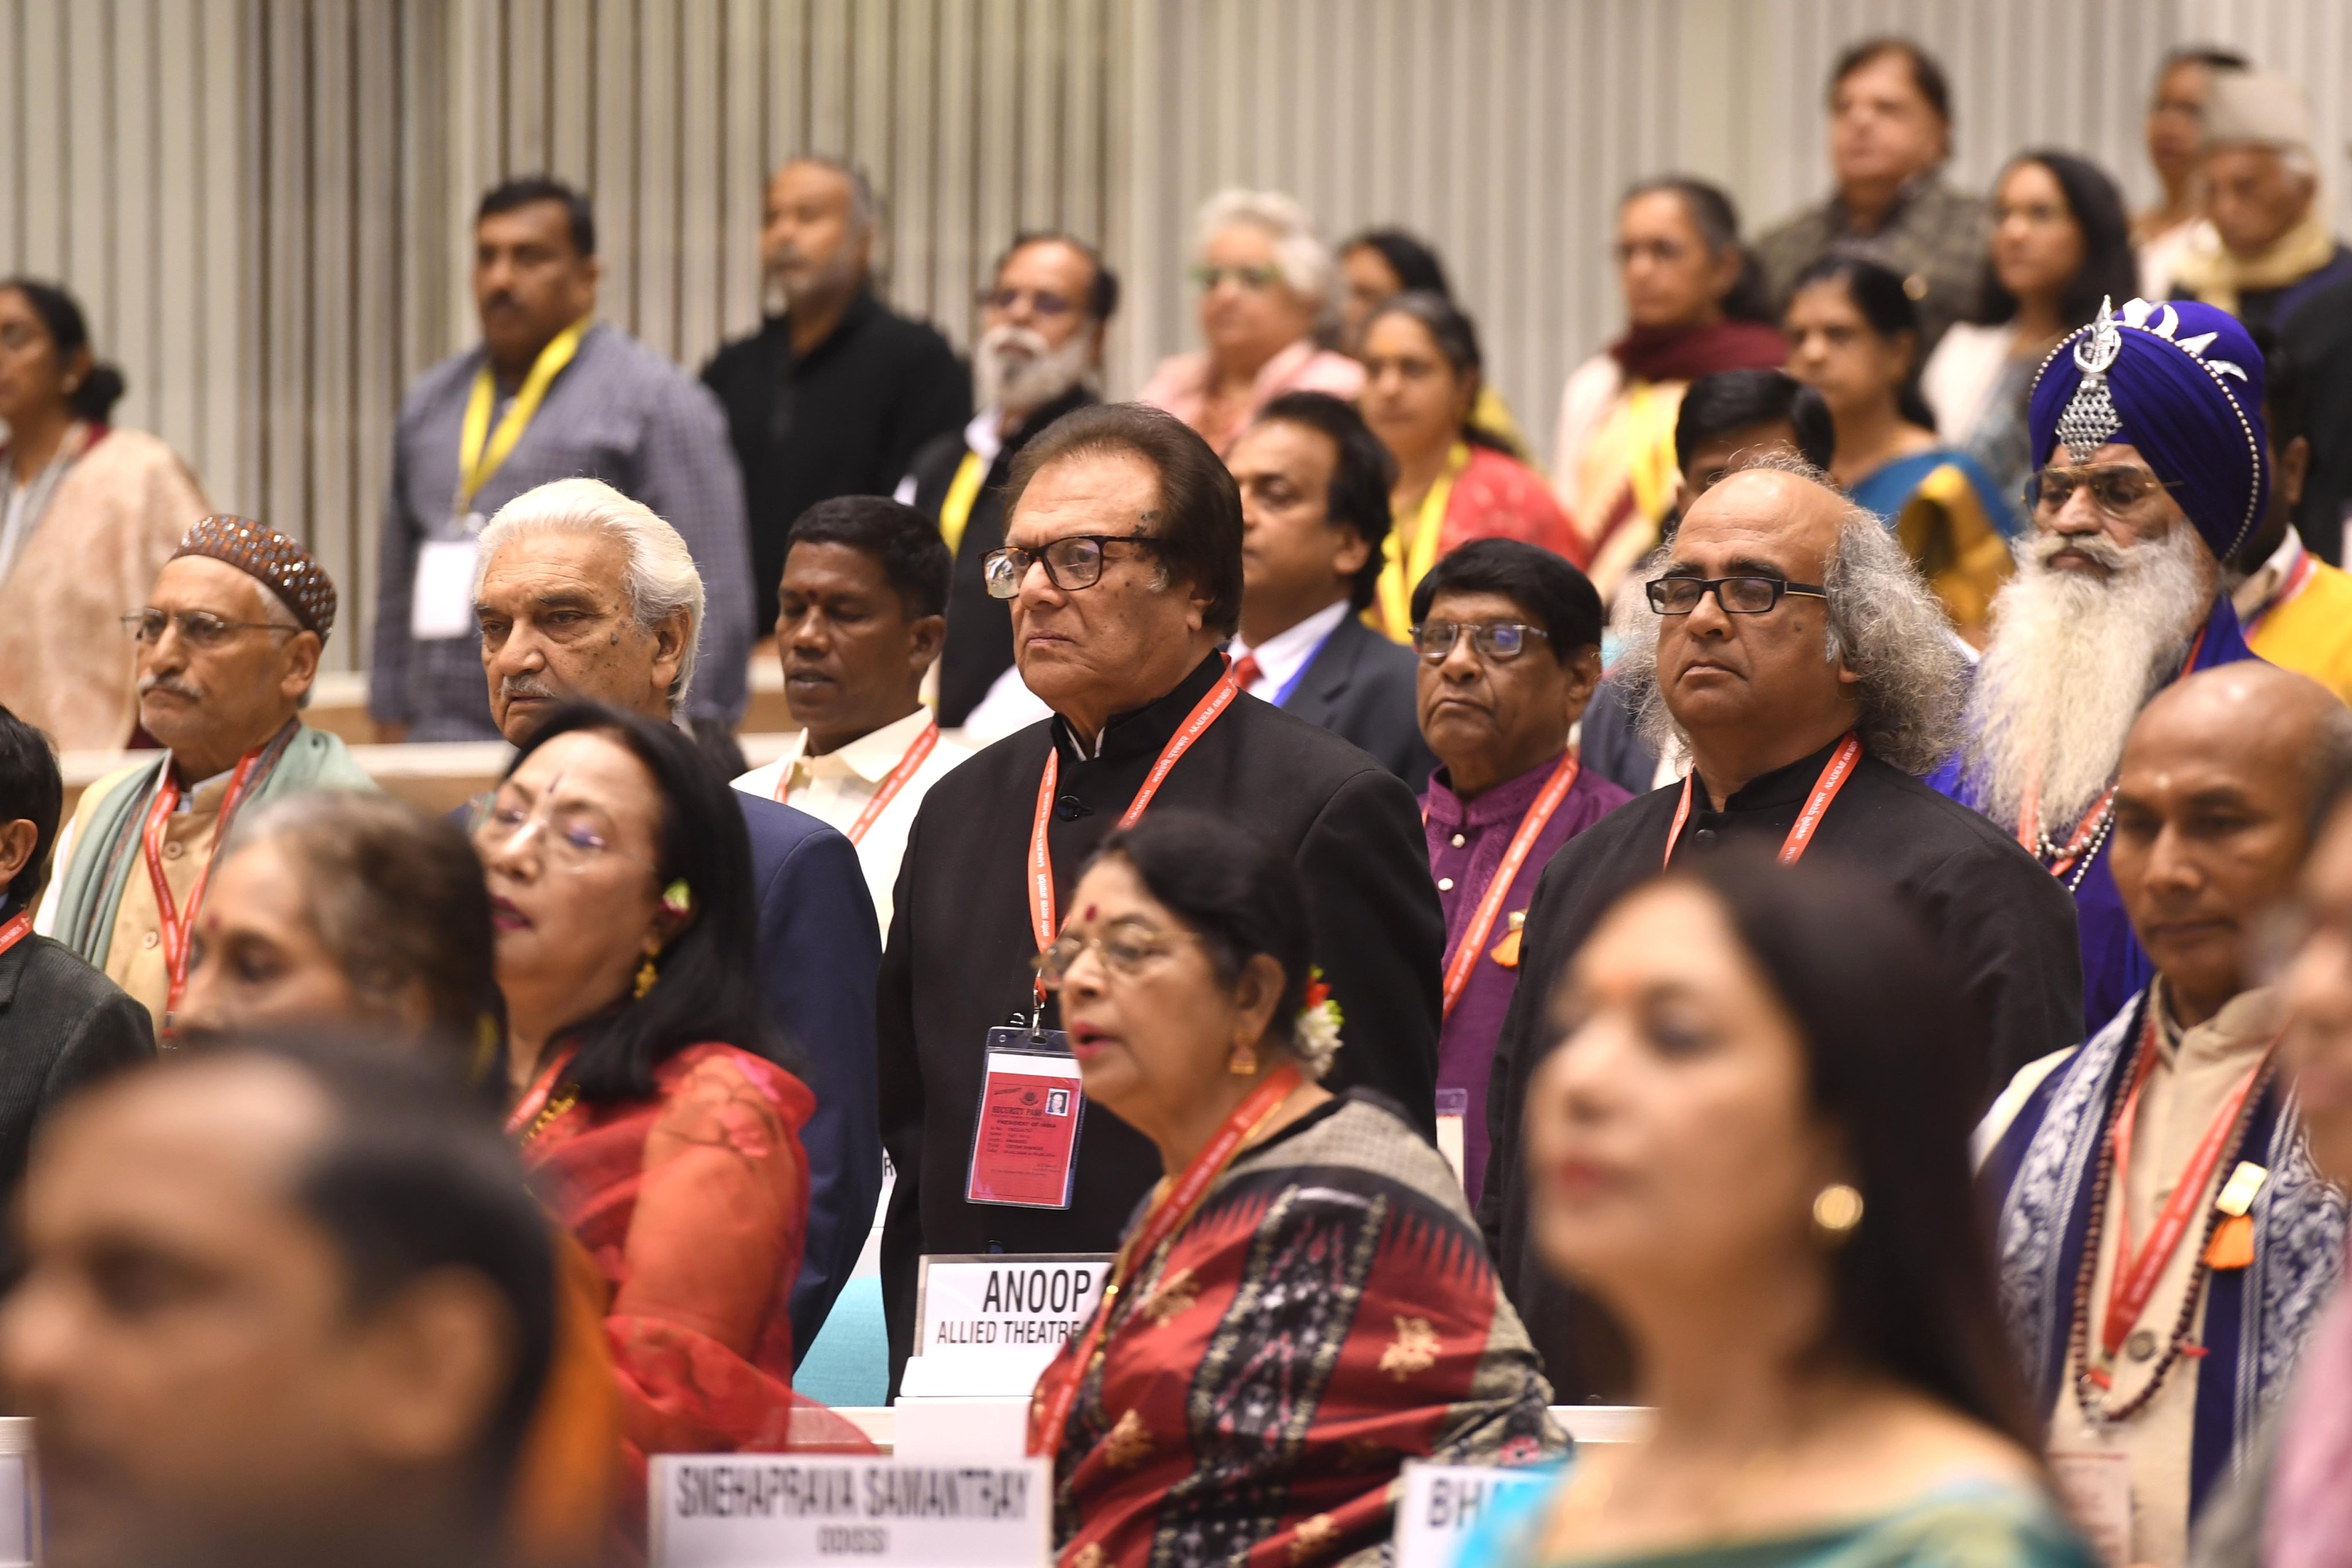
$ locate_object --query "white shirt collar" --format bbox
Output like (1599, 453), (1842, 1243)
(2231, 526), (2305, 625)
(965, 408), (1005, 464)
(777, 706), (936, 785)
(1228, 599), (1351, 700)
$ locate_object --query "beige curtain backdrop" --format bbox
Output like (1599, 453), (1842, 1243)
(0, 0), (2343, 670)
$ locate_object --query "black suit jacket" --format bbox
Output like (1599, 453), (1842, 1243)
(1278, 614), (1436, 792)
(876, 652), (1444, 1387)
(0, 933), (154, 1202)
(903, 386), (1098, 725)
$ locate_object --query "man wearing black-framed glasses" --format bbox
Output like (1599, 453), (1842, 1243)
(899, 233), (1120, 727)
(876, 401), (1442, 1395)
(1476, 458), (2082, 1404)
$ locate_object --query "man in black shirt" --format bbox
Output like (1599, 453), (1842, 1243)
(877, 404), (1441, 1389)
(702, 157), (970, 636)
(900, 233), (1116, 725)
(1477, 456), (2082, 1400)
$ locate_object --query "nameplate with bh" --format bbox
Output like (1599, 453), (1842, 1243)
(900, 1252), (1112, 1399)
(650, 1454), (1050, 1567)
(1393, 1461), (1557, 1568)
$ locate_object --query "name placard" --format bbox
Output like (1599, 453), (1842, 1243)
(901, 1252), (1112, 1399)
(651, 1455), (1050, 1567)
(1393, 1461), (1556, 1568)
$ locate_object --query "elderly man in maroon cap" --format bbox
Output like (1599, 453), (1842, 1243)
(40, 517), (376, 1034)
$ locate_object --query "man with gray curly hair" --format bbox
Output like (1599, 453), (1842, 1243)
(1476, 456), (2083, 1403)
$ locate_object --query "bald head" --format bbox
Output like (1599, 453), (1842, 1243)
(2111, 663), (2351, 1023)
(1676, 464), (1850, 578)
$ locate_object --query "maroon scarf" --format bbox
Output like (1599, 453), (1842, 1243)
(1608, 318), (1788, 384)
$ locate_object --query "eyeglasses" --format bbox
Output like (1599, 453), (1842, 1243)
(979, 286), (1080, 319)
(474, 792), (657, 876)
(1031, 927), (1200, 990)
(1410, 620), (1551, 663)
(121, 609), (299, 647)
(1189, 264), (1282, 293)
(2025, 464), (2175, 518)
(983, 535), (1165, 599)
(1645, 576), (1829, 615)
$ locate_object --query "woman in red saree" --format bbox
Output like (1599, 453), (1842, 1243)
(1026, 812), (1564, 1568)
(474, 702), (847, 1538)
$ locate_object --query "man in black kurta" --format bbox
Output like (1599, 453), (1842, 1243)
(1476, 462), (2082, 1401)
(877, 405), (1442, 1388)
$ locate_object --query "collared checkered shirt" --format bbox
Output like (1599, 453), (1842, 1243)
(370, 321), (756, 740)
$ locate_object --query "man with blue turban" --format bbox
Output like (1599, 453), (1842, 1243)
(1936, 297), (2272, 1039)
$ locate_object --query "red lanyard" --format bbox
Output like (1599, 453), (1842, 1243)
(2020, 624), (2208, 873)
(0, 908), (33, 963)
(1027, 1062), (1303, 1460)
(1027, 663), (1243, 1010)
(1440, 753), (1579, 1020)
(778, 718), (940, 846)
(140, 749), (265, 1019)
(1662, 732), (1860, 871)
(2096, 1008), (2272, 1368)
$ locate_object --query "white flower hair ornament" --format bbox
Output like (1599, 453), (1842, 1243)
(1291, 968), (1344, 1080)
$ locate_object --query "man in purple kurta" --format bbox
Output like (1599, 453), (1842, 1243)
(1411, 539), (1628, 1201)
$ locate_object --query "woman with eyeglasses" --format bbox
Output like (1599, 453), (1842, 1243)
(1457, 854), (2091, 1568)
(1137, 188), (1364, 453)
(0, 277), (211, 751)
(1028, 809), (1563, 1568)
(1360, 292), (1579, 642)
(1784, 255), (2019, 646)
(474, 700), (857, 1539)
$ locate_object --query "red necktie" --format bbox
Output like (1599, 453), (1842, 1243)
(1231, 653), (1263, 691)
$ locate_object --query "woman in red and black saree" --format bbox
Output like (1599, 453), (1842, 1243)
(475, 703), (854, 1542)
(1025, 812), (1565, 1568)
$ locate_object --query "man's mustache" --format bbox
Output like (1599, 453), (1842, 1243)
(2030, 531), (2132, 572)
(137, 673), (202, 702)
(499, 674), (560, 702)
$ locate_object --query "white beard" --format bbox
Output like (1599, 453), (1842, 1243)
(1963, 523), (2215, 833)
(975, 322), (1093, 416)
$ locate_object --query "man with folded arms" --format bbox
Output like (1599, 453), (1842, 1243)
(877, 402), (1441, 1389)
(1478, 456), (2081, 1400)
(1979, 663), (2352, 1568)
(43, 518), (373, 1034)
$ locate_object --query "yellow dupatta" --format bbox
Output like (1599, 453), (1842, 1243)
(1373, 442), (1470, 643)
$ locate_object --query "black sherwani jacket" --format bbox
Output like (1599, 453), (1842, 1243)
(0, 933), (154, 1206)
(877, 651), (1443, 1385)
(1476, 739), (2083, 1400)
(1279, 614), (1436, 793)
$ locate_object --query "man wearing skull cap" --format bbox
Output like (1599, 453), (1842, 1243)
(40, 517), (375, 1033)
(1934, 298), (2274, 1037)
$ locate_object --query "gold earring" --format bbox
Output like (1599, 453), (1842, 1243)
(634, 954), (659, 999)
(1228, 1040), (1259, 1076)
(1812, 1183), (1864, 1238)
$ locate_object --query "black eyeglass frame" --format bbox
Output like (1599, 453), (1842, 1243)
(1643, 575), (1829, 616)
(982, 534), (1167, 599)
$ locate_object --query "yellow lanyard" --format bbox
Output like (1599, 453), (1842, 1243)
(458, 319), (589, 509)
(1374, 441), (1469, 643)
(937, 448), (988, 557)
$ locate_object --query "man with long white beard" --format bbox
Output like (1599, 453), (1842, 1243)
(1936, 297), (2270, 1038)
(898, 233), (1118, 725)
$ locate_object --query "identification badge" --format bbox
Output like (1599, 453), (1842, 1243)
(1436, 1087), (1469, 1188)
(2049, 1450), (2132, 1568)
(411, 526), (484, 640)
(1395, 1462), (1554, 1568)
(966, 1030), (1084, 1209)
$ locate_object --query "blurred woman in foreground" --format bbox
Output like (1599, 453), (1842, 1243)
(1460, 854), (2090, 1568)
(1029, 811), (1561, 1568)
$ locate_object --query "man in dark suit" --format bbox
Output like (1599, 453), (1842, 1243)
(899, 233), (1117, 725)
(877, 403), (1443, 1387)
(1226, 392), (1434, 788)
(0, 704), (153, 1208)
(469, 478), (881, 1359)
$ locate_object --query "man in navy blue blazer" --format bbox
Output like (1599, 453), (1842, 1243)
(463, 478), (881, 1361)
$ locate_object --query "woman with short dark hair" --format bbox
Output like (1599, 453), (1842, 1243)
(1460, 854), (2092, 1567)
(0, 278), (210, 750)
(1031, 810), (1561, 1567)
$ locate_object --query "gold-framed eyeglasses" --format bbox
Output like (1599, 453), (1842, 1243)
(473, 789), (659, 876)
(122, 609), (298, 647)
(1031, 928), (1201, 990)
(2025, 463), (2175, 518)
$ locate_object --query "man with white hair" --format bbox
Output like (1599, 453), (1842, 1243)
(704, 156), (971, 639)
(1138, 188), (1364, 452)
(896, 232), (1118, 725)
(1478, 456), (2082, 1401)
(1934, 297), (2272, 1039)
(470, 477), (883, 1358)
(2171, 70), (2352, 335)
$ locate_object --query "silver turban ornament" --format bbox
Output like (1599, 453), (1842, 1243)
(2056, 297), (2123, 464)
